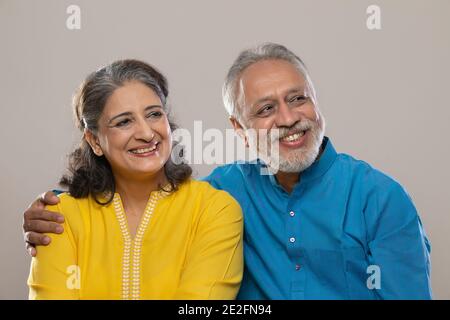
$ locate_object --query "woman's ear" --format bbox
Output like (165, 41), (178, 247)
(84, 129), (103, 156)
(229, 116), (249, 148)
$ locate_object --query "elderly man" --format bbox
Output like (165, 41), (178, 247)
(23, 43), (431, 299)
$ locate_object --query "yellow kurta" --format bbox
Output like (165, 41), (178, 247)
(28, 180), (243, 300)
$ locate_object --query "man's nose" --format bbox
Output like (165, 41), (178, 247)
(275, 101), (297, 128)
(134, 118), (155, 141)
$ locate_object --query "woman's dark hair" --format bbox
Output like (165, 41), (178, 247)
(60, 59), (192, 204)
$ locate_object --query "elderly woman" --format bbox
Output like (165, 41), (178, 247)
(27, 59), (243, 300)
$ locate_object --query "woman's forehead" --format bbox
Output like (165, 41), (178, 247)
(103, 81), (163, 115)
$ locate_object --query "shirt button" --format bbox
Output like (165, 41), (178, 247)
(289, 211), (295, 217)
(289, 237), (296, 243)
(295, 264), (301, 271)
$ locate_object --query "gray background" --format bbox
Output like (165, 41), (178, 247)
(1, 0), (449, 299)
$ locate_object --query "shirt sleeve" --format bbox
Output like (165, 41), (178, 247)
(364, 179), (432, 299)
(174, 191), (244, 299)
(27, 202), (80, 300)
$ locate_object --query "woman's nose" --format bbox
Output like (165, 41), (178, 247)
(134, 118), (155, 141)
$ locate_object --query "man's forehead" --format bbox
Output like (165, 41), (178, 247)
(239, 60), (307, 100)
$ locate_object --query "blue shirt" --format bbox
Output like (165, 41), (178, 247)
(202, 137), (432, 299)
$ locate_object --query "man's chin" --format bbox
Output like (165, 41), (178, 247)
(272, 148), (320, 173)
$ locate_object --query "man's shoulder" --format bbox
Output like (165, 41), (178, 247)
(335, 152), (407, 195)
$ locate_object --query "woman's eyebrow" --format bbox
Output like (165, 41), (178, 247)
(108, 105), (163, 124)
(108, 112), (132, 124)
(144, 105), (163, 111)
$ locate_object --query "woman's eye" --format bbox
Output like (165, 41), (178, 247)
(115, 119), (131, 127)
(147, 111), (163, 118)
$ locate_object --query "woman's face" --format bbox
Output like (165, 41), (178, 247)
(87, 80), (172, 181)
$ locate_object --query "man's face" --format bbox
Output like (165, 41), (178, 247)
(234, 59), (325, 173)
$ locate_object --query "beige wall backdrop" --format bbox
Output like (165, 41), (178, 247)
(1, 0), (449, 299)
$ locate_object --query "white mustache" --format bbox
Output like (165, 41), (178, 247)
(269, 120), (315, 142)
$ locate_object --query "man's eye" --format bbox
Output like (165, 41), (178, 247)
(257, 105), (274, 116)
(115, 119), (131, 127)
(290, 95), (307, 103)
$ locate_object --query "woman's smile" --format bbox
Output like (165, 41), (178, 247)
(89, 80), (173, 179)
(128, 142), (160, 157)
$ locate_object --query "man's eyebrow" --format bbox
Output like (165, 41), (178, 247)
(252, 95), (276, 108)
(251, 86), (307, 108)
(285, 86), (306, 96)
(108, 105), (162, 124)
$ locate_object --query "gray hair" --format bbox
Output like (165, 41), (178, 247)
(222, 42), (318, 120)
(75, 59), (169, 132)
(62, 59), (192, 205)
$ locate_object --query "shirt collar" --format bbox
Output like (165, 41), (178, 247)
(300, 136), (337, 183)
(266, 136), (338, 190)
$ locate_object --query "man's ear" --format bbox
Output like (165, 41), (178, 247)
(229, 116), (249, 148)
(84, 130), (103, 156)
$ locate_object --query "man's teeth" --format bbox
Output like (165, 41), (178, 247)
(130, 145), (157, 154)
(281, 131), (305, 142)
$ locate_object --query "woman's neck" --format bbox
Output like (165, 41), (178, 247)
(113, 170), (168, 239)
(114, 171), (168, 215)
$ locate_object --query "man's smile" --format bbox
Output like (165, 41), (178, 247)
(279, 129), (309, 149)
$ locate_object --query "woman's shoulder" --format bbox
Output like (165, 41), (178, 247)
(174, 179), (242, 218)
(46, 192), (89, 209)
(45, 192), (96, 224)
(178, 179), (238, 203)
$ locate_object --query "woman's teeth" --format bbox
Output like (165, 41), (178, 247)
(130, 145), (157, 154)
(281, 131), (305, 142)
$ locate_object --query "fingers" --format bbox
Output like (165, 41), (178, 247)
(26, 242), (37, 257)
(26, 191), (60, 211)
(23, 191), (63, 257)
(24, 208), (64, 230)
(23, 218), (64, 234)
(24, 231), (52, 247)
(39, 191), (60, 205)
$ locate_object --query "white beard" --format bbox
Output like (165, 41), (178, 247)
(249, 116), (325, 174)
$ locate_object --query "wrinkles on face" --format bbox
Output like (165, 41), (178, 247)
(237, 59), (325, 173)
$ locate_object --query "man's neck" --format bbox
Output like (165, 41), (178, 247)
(274, 142), (326, 194)
(274, 171), (300, 194)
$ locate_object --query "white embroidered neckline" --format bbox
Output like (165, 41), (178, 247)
(112, 190), (167, 300)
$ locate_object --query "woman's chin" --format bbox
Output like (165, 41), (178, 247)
(118, 165), (165, 180)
